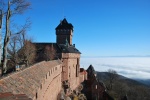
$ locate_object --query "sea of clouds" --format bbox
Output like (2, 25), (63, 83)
(80, 57), (150, 80)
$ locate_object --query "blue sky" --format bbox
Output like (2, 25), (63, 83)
(17, 0), (150, 57)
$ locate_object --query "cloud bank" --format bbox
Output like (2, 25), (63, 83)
(80, 57), (150, 79)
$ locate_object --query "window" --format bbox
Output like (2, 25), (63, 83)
(36, 92), (38, 99)
(55, 67), (57, 70)
(40, 84), (42, 89)
(95, 85), (97, 89)
(76, 58), (80, 77)
(76, 65), (78, 77)
(62, 66), (65, 72)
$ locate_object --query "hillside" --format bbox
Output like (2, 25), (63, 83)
(97, 72), (150, 100)
(136, 79), (150, 87)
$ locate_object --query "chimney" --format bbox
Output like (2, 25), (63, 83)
(73, 44), (75, 47)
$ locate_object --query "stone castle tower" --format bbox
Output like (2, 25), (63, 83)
(55, 18), (81, 90)
(56, 18), (73, 45)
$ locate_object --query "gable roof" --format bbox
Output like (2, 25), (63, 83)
(55, 18), (73, 30)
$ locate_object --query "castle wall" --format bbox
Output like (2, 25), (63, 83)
(79, 69), (87, 83)
(36, 64), (62, 100)
(68, 57), (79, 90)
(0, 60), (62, 100)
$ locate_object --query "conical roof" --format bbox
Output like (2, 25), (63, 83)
(87, 65), (96, 75)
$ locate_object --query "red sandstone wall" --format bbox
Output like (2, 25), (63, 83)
(36, 64), (62, 100)
(61, 58), (69, 81)
(61, 53), (80, 90)
(69, 58), (79, 90)
(0, 60), (62, 100)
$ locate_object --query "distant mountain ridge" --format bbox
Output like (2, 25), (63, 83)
(96, 71), (150, 100)
(135, 79), (150, 87)
(96, 71), (150, 87)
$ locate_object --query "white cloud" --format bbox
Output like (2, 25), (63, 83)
(81, 57), (150, 79)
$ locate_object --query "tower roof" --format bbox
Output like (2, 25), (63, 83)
(56, 18), (73, 30)
(87, 65), (96, 75)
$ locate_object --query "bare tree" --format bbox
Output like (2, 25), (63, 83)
(7, 19), (31, 68)
(2, 1), (11, 74)
(1, 0), (30, 75)
(0, 9), (3, 64)
(44, 45), (51, 61)
(44, 44), (56, 61)
(107, 69), (117, 90)
(18, 39), (36, 67)
(8, 35), (18, 67)
(8, 30), (36, 68)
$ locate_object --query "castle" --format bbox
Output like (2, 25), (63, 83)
(0, 18), (112, 100)
(0, 18), (87, 100)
